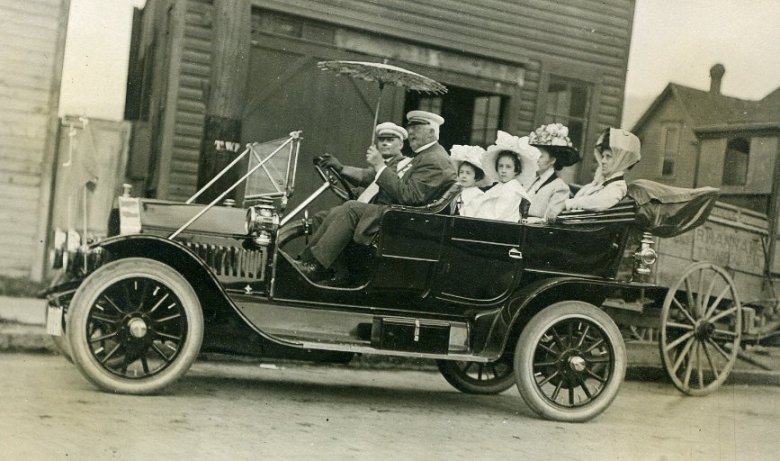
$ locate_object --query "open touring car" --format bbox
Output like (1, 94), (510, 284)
(44, 131), (737, 422)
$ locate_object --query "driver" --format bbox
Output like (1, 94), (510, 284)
(310, 122), (409, 232)
(292, 110), (456, 285)
(320, 122), (410, 201)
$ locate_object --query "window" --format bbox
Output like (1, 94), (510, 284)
(417, 96), (442, 115)
(471, 96), (502, 146)
(661, 124), (680, 176)
(722, 138), (750, 186)
(404, 86), (503, 150)
(543, 77), (591, 155)
(251, 8), (335, 44)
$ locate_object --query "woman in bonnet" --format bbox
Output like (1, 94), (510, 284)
(563, 127), (641, 212)
(449, 144), (493, 217)
(525, 123), (580, 222)
(475, 130), (539, 222)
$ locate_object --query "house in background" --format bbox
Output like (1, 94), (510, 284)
(0, 0), (70, 280)
(630, 64), (780, 215)
(630, 64), (780, 278)
(123, 0), (637, 211)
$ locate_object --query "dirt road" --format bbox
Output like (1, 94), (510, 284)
(1, 353), (779, 460)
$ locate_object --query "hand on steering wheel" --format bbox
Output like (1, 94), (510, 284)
(313, 155), (357, 201)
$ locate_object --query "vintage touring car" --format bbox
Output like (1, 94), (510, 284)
(44, 131), (739, 422)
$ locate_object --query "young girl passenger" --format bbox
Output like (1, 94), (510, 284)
(450, 145), (492, 217)
(475, 131), (539, 222)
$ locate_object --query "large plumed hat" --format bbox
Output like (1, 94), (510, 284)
(374, 122), (408, 140)
(450, 144), (494, 186)
(484, 131), (540, 188)
(528, 123), (580, 167)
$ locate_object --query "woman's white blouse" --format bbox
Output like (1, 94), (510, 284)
(565, 172), (627, 211)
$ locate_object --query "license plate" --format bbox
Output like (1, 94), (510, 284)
(46, 305), (64, 336)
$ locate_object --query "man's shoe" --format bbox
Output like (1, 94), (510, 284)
(290, 259), (331, 283)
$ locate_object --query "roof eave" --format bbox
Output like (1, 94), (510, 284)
(694, 122), (780, 138)
(630, 84), (673, 133)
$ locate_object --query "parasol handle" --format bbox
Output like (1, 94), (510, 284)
(371, 82), (385, 145)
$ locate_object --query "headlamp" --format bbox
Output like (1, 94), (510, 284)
(245, 204), (279, 246)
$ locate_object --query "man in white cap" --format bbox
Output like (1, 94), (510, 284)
(292, 110), (456, 285)
(319, 122), (410, 201)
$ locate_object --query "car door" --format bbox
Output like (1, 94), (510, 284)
(433, 215), (525, 305)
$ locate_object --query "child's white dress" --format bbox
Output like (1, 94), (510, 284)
(455, 186), (485, 217)
(474, 179), (530, 222)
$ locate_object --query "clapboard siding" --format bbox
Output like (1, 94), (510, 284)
(0, 0), (69, 279)
(249, 0), (633, 141)
(131, 0), (633, 198)
(165, 0), (212, 200)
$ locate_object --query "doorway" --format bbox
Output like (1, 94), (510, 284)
(404, 86), (505, 151)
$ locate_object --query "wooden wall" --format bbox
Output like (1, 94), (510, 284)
(630, 94), (700, 188)
(128, 0), (635, 199)
(0, 0), (70, 280)
(49, 117), (132, 245)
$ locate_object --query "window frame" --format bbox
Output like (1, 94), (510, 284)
(660, 122), (682, 178)
(534, 61), (602, 184)
(721, 137), (750, 186)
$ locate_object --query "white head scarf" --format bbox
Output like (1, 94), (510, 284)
(594, 128), (641, 180)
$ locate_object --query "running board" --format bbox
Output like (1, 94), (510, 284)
(294, 340), (490, 362)
(235, 299), (473, 356)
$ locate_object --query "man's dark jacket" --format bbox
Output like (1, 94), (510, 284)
(353, 142), (455, 244)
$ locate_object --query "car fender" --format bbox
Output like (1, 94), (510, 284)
(480, 276), (654, 359)
(92, 234), (299, 348)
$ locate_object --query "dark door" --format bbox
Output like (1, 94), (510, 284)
(404, 86), (504, 151)
(241, 36), (404, 214)
(434, 216), (524, 305)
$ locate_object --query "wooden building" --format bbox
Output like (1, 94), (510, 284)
(124, 0), (636, 210)
(630, 64), (780, 276)
(0, 0), (70, 280)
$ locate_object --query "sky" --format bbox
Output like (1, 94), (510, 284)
(58, 0), (780, 128)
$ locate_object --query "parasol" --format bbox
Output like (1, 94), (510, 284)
(317, 60), (447, 143)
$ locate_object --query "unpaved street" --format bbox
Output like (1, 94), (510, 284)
(1, 353), (779, 460)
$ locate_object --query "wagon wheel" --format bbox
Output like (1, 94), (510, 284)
(436, 359), (515, 395)
(68, 258), (203, 394)
(514, 301), (626, 422)
(659, 262), (741, 396)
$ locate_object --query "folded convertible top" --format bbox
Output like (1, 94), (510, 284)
(627, 179), (719, 238)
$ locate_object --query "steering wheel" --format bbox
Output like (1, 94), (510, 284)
(313, 156), (357, 201)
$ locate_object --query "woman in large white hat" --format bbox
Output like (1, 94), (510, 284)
(562, 127), (641, 212)
(449, 144), (494, 217)
(475, 131), (539, 222)
(525, 123), (581, 222)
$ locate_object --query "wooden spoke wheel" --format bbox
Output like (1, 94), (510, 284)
(68, 258), (203, 394)
(659, 262), (741, 396)
(437, 359), (515, 395)
(514, 301), (626, 422)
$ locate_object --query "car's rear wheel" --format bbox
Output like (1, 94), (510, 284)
(514, 301), (626, 422)
(68, 258), (203, 394)
(437, 359), (515, 394)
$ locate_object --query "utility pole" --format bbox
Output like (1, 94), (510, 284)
(196, 0), (251, 203)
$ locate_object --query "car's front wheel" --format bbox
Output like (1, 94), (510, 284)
(514, 301), (626, 422)
(436, 359), (515, 394)
(68, 258), (203, 394)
